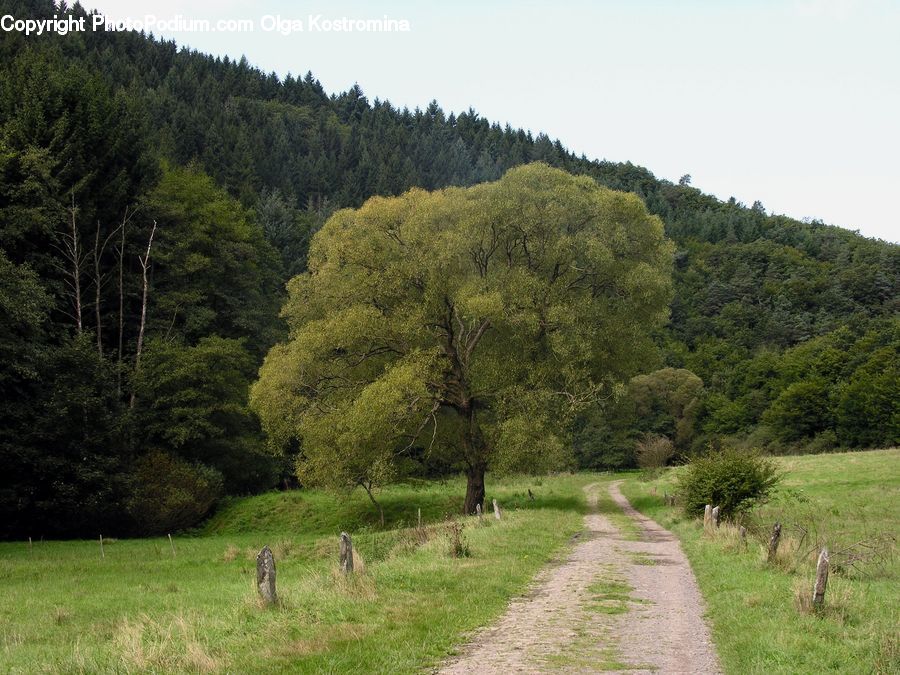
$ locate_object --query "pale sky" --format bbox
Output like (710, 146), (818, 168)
(73, 0), (900, 242)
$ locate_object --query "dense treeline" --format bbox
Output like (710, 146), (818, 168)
(0, 0), (896, 536)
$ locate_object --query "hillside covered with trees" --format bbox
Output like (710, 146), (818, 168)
(1, 0), (896, 537)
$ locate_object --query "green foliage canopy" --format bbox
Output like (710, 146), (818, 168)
(252, 163), (673, 511)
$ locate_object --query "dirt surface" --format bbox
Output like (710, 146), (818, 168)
(437, 481), (721, 674)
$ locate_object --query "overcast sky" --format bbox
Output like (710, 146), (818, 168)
(75, 0), (899, 242)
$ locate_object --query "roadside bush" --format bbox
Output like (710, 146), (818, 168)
(635, 434), (675, 470)
(676, 447), (780, 520)
(128, 450), (224, 535)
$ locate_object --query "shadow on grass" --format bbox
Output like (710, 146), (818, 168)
(349, 489), (590, 532)
(620, 492), (663, 515)
(206, 475), (602, 538)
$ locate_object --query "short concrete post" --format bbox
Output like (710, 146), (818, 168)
(767, 522), (782, 562)
(813, 547), (829, 608)
(711, 506), (720, 528)
(339, 532), (354, 574)
(492, 499), (502, 521)
(256, 545), (277, 604)
(703, 504), (712, 529)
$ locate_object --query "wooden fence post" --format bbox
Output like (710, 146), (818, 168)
(417, 508), (422, 529)
(492, 499), (502, 521)
(711, 506), (720, 528)
(99, 534), (105, 560)
(168, 533), (176, 557)
(339, 532), (354, 574)
(767, 522), (782, 562)
(475, 503), (483, 522)
(703, 504), (712, 529)
(256, 545), (277, 604)
(739, 526), (747, 546)
(813, 547), (829, 608)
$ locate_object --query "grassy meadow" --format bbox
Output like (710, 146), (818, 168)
(1, 450), (897, 674)
(0, 474), (600, 673)
(621, 448), (900, 675)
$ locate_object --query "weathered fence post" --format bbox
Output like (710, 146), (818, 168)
(813, 547), (829, 608)
(703, 504), (712, 529)
(256, 545), (277, 604)
(99, 534), (105, 559)
(168, 533), (176, 557)
(739, 526), (747, 545)
(28, 537), (32, 554)
(417, 508), (422, 529)
(339, 532), (354, 574)
(711, 506), (720, 529)
(492, 499), (502, 521)
(767, 522), (782, 562)
(475, 503), (483, 522)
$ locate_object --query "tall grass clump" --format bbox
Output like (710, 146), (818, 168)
(676, 447), (780, 520)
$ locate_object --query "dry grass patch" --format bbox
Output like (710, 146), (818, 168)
(113, 613), (220, 673)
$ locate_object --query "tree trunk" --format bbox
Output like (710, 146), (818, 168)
(464, 463), (485, 515)
(93, 221), (103, 357)
(130, 220), (156, 409)
(117, 219), (125, 396)
(361, 481), (384, 527)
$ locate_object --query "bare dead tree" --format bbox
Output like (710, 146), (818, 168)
(116, 210), (127, 396)
(91, 212), (129, 358)
(129, 220), (157, 409)
(52, 193), (86, 333)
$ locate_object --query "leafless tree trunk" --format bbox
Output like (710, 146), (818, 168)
(130, 220), (156, 409)
(54, 193), (85, 334)
(117, 213), (126, 396)
(92, 214), (126, 358)
(361, 479), (384, 527)
(93, 222), (102, 354)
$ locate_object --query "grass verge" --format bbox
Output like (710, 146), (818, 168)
(620, 448), (899, 675)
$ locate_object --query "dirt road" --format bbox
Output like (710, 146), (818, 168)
(437, 480), (721, 674)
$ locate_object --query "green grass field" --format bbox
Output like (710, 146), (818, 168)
(620, 448), (900, 675)
(2, 450), (897, 673)
(0, 474), (598, 673)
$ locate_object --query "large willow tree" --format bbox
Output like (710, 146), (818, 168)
(251, 163), (673, 513)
